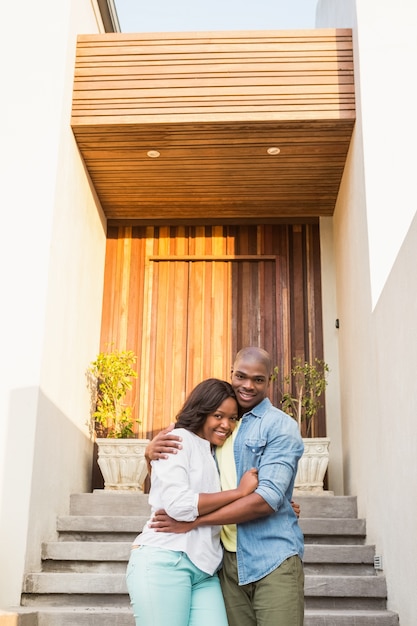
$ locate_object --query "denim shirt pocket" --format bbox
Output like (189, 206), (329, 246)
(244, 439), (267, 469)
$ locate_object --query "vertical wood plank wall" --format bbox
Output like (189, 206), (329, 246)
(100, 224), (324, 438)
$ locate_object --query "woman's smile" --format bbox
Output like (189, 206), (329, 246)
(197, 397), (238, 446)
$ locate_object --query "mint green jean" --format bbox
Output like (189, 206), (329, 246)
(126, 546), (228, 626)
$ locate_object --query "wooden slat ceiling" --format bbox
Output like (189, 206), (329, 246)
(71, 29), (355, 222)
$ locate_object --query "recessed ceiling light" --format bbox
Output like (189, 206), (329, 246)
(147, 150), (160, 158)
(267, 147), (280, 155)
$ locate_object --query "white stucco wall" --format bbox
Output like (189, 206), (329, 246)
(318, 2), (417, 307)
(0, 0), (107, 608)
(319, 217), (343, 495)
(317, 1), (417, 622)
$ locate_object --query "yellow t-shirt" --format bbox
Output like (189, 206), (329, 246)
(215, 419), (241, 552)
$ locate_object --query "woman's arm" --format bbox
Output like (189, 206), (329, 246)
(197, 491), (272, 525)
(197, 468), (258, 515)
(149, 492), (272, 533)
(152, 496), (300, 532)
(150, 432), (258, 521)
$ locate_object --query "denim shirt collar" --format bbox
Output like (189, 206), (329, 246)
(242, 396), (272, 420)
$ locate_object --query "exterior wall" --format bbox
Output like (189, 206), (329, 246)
(319, 217), (343, 495)
(318, 1), (417, 622)
(0, 0), (107, 608)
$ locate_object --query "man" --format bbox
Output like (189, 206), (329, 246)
(147, 347), (304, 626)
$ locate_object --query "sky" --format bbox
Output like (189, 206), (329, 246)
(114, 0), (318, 33)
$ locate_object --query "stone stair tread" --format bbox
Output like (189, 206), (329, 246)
(6, 606), (400, 626)
(297, 495), (358, 519)
(300, 518), (366, 535)
(24, 572), (387, 598)
(304, 608), (399, 625)
(56, 514), (366, 536)
(23, 573), (128, 595)
(70, 492), (151, 517)
(43, 541), (375, 565)
(5, 606), (132, 615)
(304, 544), (375, 562)
(69, 492), (359, 519)
(42, 541), (376, 577)
(14, 606), (134, 626)
(305, 609), (399, 615)
(42, 542), (132, 561)
(41, 606), (132, 609)
(305, 575), (387, 597)
(57, 516), (147, 532)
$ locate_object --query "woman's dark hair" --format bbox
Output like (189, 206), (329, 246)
(175, 378), (237, 433)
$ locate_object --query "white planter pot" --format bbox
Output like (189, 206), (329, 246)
(96, 438), (150, 491)
(294, 437), (330, 493)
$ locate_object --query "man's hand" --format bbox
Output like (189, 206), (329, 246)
(148, 509), (195, 533)
(145, 424), (183, 462)
(291, 500), (300, 519)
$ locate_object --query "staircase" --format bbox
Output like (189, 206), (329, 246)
(13, 492), (399, 625)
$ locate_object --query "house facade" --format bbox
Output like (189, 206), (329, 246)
(1, 0), (416, 624)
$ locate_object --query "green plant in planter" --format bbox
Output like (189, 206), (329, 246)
(274, 357), (329, 437)
(88, 348), (139, 438)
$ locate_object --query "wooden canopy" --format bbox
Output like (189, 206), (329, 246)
(71, 29), (355, 222)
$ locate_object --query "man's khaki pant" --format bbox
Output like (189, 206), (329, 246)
(219, 550), (304, 626)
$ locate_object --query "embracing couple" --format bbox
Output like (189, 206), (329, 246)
(126, 346), (304, 626)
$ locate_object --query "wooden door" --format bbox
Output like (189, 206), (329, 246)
(138, 259), (232, 433)
(100, 224), (325, 438)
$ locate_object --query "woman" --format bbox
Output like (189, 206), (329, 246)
(126, 378), (258, 626)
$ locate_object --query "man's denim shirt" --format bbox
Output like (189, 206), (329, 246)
(233, 397), (304, 585)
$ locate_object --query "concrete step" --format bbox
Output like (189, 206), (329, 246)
(23, 573), (127, 596)
(303, 544), (376, 576)
(56, 514), (367, 544)
(42, 542), (132, 563)
(42, 541), (376, 576)
(56, 516), (146, 542)
(44, 541), (375, 563)
(23, 571), (388, 610)
(57, 516), (146, 533)
(304, 544), (375, 564)
(70, 492), (151, 517)
(304, 574), (388, 610)
(69, 491), (359, 519)
(4, 607), (401, 626)
(21, 594), (129, 609)
(35, 607), (133, 625)
(300, 518), (366, 544)
(72, 492), (360, 518)
(297, 495), (358, 519)
(2, 607), (134, 626)
(41, 540), (129, 574)
(304, 609), (400, 625)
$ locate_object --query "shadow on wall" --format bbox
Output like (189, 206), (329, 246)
(0, 387), (94, 607)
